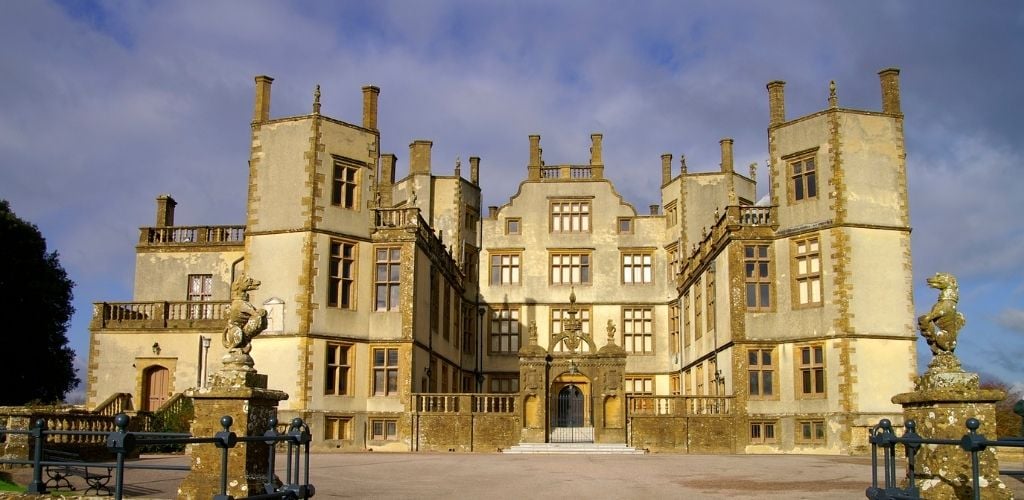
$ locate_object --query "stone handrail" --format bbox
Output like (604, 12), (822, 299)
(539, 165), (593, 180)
(373, 207), (421, 229)
(0, 406), (142, 460)
(139, 225), (245, 247)
(92, 301), (230, 329)
(626, 395), (733, 416)
(412, 394), (517, 414)
(93, 392), (134, 416)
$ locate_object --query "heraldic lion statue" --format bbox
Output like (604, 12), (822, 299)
(917, 272), (965, 356)
(223, 274), (268, 354)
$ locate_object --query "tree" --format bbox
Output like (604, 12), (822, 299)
(0, 199), (79, 404)
(979, 377), (1024, 438)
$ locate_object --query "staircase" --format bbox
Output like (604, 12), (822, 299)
(502, 442), (646, 455)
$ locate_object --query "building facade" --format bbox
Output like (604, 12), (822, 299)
(86, 69), (915, 454)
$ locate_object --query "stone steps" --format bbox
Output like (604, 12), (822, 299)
(502, 443), (647, 455)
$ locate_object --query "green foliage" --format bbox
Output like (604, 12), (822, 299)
(0, 199), (79, 404)
(0, 471), (22, 492)
(140, 397), (194, 453)
(979, 378), (1023, 438)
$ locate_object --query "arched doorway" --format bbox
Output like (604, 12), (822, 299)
(143, 365), (170, 411)
(557, 385), (584, 427)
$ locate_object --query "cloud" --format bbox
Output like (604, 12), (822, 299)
(997, 309), (1024, 334)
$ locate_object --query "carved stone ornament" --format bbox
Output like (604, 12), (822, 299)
(915, 272), (976, 390)
(220, 274), (269, 373)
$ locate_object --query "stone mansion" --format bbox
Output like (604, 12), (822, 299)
(85, 68), (916, 454)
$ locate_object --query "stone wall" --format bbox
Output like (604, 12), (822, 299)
(628, 415), (736, 453)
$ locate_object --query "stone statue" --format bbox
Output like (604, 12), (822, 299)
(917, 272), (965, 356)
(221, 274), (269, 371)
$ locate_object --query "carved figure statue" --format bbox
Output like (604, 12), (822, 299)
(917, 272), (966, 356)
(223, 275), (269, 352)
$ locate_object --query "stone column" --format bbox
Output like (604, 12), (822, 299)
(518, 321), (549, 443)
(178, 372), (288, 499)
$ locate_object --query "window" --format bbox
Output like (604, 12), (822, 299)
(550, 200), (590, 232)
(442, 285), (451, 341)
(798, 345), (826, 397)
(744, 244), (771, 310)
(617, 217), (633, 234)
(490, 252), (521, 285)
(670, 373), (681, 395)
(462, 306), (474, 354)
(750, 421), (777, 444)
(794, 236), (822, 306)
(331, 158), (360, 209)
(551, 306), (591, 352)
(683, 293), (691, 347)
(665, 201), (678, 227)
(430, 271), (440, 333)
(374, 247), (401, 311)
(706, 265), (716, 331)
(325, 343), (351, 395)
(187, 274), (213, 319)
(370, 419), (398, 440)
(797, 420), (826, 444)
(505, 218), (521, 235)
(622, 307), (653, 354)
(790, 155), (817, 201)
(666, 243), (679, 281)
(372, 347), (399, 396)
(489, 307), (521, 354)
(550, 252), (591, 285)
(621, 251), (653, 284)
(324, 416), (352, 440)
(683, 369), (692, 395)
(669, 303), (680, 355)
(694, 279), (703, 341)
(625, 377), (653, 395)
(747, 348), (775, 399)
(328, 241), (356, 308)
(489, 375), (520, 393)
(695, 363), (705, 396)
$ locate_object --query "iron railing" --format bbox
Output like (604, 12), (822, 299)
(0, 412), (313, 500)
(866, 418), (1024, 500)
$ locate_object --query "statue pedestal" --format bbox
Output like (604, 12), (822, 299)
(177, 370), (288, 500)
(892, 364), (1010, 499)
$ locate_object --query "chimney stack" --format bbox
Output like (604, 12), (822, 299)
(767, 80), (786, 126)
(362, 85), (380, 129)
(469, 156), (480, 185)
(253, 75), (274, 123)
(381, 154), (397, 185)
(528, 135), (542, 180)
(878, 68), (901, 115)
(409, 140), (433, 175)
(649, 205), (660, 215)
(661, 154), (673, 185)
(589, 133), (604, 178)
(156, 194), (177, 227)
(720, 138), (734, 173)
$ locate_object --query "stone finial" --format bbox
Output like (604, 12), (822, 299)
(680, 154), (688, 174)
(454, 156), (461, 177)
(312, 84), (321, 115)
(828, 80), (838, 108)
(606, 320), (616, 344)
(749, 162), (758, 181)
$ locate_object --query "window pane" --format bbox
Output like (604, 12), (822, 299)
(388, 371), (398, 392)
(815, 369), (824, 393)
(374, 371), (385, 394)
(807, 174), (817, 198)
(814, 346), (823, 363)
(749, 372), (759, 394)
(802, 371), (812, 393)
(765, 424), (775, 439)
(388, 349), (399, 365)
(763, 372), (773, 395)
(762, 351), (771, 365)
(748, 350), (758, 365)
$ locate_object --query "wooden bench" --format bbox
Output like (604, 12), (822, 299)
(43, 449), (113, 496)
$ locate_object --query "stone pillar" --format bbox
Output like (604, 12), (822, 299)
(518, 321), (548, 443)
(178, 373), (288, 500)
(593, 335), (627, 444)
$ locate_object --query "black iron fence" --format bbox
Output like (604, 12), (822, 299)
(0, 412), (314, 500)
(866, 417), (1023, 500)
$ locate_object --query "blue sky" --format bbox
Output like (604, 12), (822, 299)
(1, 1), (1022, 401)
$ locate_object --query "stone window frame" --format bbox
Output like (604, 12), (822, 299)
(620, 249), (654, 285)
(669, 303), (680, 356)
(694, 275), (703, 341)
(549, 250), (592, 286)
(682, 292), (691, 348)
(666, 242), (679, 282)
(683, 368), (692, 395)
(328, 240), (357, 309)
(369, 418), (399, 441)
(373, 246), (401, 312)
(796, 419), (826, 445)
(324, 414), (353, 440)
(784, 148), (819, 204)
(325, 342), (352, 396)
(749, 420), (778, 444)
(370, 346), (399, 397)
(186, 274), (214, 319)
(549, 199), (592, 233)
(747, 347), (778, 400)
(695, 362), (705, 396)
(488, 374), (520, 393)
(705, 263), (716, 332)
(744, 243), (773, 311)
(791, 235), (823, 308)
(796, 344), (826, 399)
(505, 217), (521, 235)
(664, 200), (678, 228)
(488, 305), (521, 355)
(621, 306), (654, 355)
(330, 156), (363, 210)
(669, 373), (681, 395)
(489, 250), (522, 286)
(617, 217), (634, 234)
(624, 376), (654, 395)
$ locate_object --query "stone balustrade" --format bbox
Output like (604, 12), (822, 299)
(91, 301), (230, 329)
(627, 395), (733, 416)
(412, 394), (517, 415)
(539, 165), (594, 180)
(138, 225), (245, 247)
